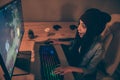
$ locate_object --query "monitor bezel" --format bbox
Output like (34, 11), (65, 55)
(0, 53), (11, 80)
(0, 0), (24, 79)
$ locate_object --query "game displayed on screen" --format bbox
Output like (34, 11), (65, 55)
(0, 0), (24, 78)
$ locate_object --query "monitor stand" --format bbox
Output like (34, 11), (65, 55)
(12, 67), (34, 80)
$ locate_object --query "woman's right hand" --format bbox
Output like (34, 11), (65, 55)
(50, 39), (62, 44)
(49, 39), (71, 45)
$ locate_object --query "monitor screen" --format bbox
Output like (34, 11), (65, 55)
(0, 0), (24, 79)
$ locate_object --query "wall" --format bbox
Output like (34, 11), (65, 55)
(0, 0), (120, 22)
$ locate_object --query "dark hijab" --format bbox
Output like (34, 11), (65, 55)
(70, 8), (111, 65)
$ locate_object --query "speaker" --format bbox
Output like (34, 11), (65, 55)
(28, 29), (34, 39)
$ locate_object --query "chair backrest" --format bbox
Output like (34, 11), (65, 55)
(112, 62), (120, 80)
(101, 14), (120, 76)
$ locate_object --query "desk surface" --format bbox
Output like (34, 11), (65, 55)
(19, 22), (77, 62)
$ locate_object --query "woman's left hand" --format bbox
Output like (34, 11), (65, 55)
(54, 66), (74, 75)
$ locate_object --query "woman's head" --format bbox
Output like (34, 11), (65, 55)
(77, 8), (111, 38)
(72, 8), (111, 61)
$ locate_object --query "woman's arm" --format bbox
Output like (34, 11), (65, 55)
(80, 42), (104, 75)
(54, 42), (104, 75)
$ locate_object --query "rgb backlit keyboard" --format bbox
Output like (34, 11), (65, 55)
(39, 44), (63, 80)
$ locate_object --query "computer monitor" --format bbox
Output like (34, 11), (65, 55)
(0, 0), (24, 79)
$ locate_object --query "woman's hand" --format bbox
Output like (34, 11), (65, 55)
(54, 66), (84, 75)
(49, 39), (71, 45)
(54, 66), (74, 75)
(50, 39), (62, 44)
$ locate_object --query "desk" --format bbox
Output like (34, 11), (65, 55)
(19, 22), (77, 62)
(12, 67), (34, 80)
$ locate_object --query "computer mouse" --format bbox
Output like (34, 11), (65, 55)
(53, 25), (62, 31)
(69, 24), (77, 30)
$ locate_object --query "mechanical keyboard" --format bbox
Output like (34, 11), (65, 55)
(39, 44), (63, 80)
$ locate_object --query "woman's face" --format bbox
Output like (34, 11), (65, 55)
(77, 20), (87, 38)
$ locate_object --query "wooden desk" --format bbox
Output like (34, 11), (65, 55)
(19, 22), (77, 62)
(12, 67), (34, 80)
(0, 66), (34, 80)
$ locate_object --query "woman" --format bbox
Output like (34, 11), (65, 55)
(53, 8), (111, 80)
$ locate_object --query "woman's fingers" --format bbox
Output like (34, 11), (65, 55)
(54, 70), (64, 75)
(49, 39), (61, 44)
(54, 67), (64, 75)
